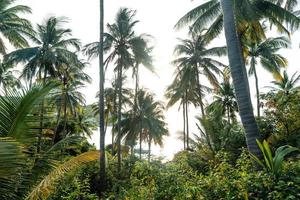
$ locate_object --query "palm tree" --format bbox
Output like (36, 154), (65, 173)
(269, 70), (300, 95)
(0, 0), (33, 54)
(6, 16), (81, 153)
(172, 33), (226, 118)
(207, 73), (238, 124)
(245, 36), (290, 117)
(221, 0), (261, 157)
(176, 0), (300, 43)
(165, 73), (200, 150)
(0, 61), (20, 94)
(120, 89), (168, 160)
(85, 8), (149, 171)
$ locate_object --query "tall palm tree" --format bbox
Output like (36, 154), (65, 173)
(120, 89), (168, 160)
(176, 0), (300, 44)
(172, 33), (226, 117)
(5, 16), (81, 153)
(269, 70), (300, 95)
(0, 0), (33, 54)
(85, 8), (149, 171)
(245, 36), (290, 117)
(165, 73), (200, 150)
(221, 0), (261, 157)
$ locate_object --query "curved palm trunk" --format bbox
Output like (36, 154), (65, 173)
(117, 65), (123, 172)
(221, 0), (261, 157)
(99, 0), (106, 191)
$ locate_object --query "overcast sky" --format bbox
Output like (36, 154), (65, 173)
(19, 0), (300, 159)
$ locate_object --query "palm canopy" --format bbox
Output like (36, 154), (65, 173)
(0, 0), (33, 54)
(120, 89), (168, 147)
(245, 36), (290, 79)
(175, 0), (300, 43)
(269, 70), (300, 94)
(207, 75), (238, 123)
(172, 33), (227, 88)
(84, 8), (153, 75)
(5, 16), (81, 83)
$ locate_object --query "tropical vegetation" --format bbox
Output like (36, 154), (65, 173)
(0, 0), (300, 199)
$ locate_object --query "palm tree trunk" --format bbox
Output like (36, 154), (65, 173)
(196, 65), (206, 118)
(140, 129), (143, 160)
(185, 93), (189, 150)
(221, 0), (261, 157)
(111, 75), (118, 156)
(253, 65), (260, 118)
(133, 64), (139, 156)
(37, 70), (46, 154)
(99, 0), (106, 191)
(182, 98), (186, 150)
(62, 81), (67, 137)
(148, 136), (151, 162)
(117, 65), (123, 172)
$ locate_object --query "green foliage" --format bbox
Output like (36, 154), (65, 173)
(251, 140), (299, 175)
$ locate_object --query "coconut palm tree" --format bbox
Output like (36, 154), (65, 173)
(221, 0), (261, 157)
(5, 16), (81, 84)
(245, 36), (290, 117)
(176, 0), (300, 43)
(120, 89), (168, 160)
(172, 33), (226, 117)
(5, 16), (81, 153)
(0, 61), (20, 94)
(165, 72), (201, 150)
(207, 75), (238, 124)
(85, 8), (150, 171)
(0, 0), (33, 55)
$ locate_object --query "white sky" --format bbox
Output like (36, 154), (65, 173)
(19, 0), (300, 159)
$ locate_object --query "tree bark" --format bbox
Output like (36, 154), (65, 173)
(196, 65), (206, 118)
(185, 91), (190, 150)
(221, 0), (261, 157)
(252, 64), (260, 118)
(148, 136), (151, 162)
(99, 0), (106, 191)
(117, 65), (123, 173)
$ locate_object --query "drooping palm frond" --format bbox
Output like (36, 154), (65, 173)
(0, 82), (58, 140)
(25, 151), (100, 200)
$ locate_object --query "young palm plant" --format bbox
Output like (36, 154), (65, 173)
(251, 140), (299, 176)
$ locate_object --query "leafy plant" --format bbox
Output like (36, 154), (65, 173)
(251, 139), (299, 175)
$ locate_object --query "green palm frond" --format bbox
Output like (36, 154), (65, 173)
(0, 82), (58, 139)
